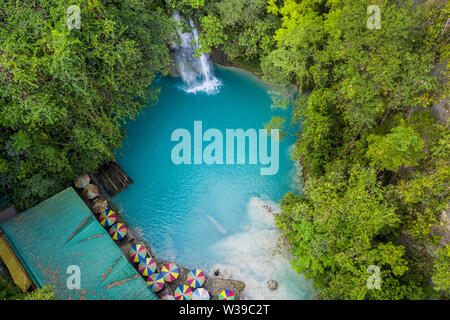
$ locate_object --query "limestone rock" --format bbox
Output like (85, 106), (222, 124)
(267, 280), (278, 291)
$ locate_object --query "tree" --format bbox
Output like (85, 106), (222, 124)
(196, 15), (227, 57)
(266, 0), (447, 299)
(0, 0), (176, 209)
(366, 120), (426, 172)
(0, 273), (23, 300)
(276, 167), (424, 299)
(262, 0), (437, 164)
(0, 273), (56, 300)
(394, 118), (449, 242)
(195, 0), (280, 68)
(432, 245), (450, 294)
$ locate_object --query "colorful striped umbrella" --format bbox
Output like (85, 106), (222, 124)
(74, 175), (90, 189)
(98, 209), (117, 227)
(161, 294), (175, 300)
(138, 257), (156, 277)
(109, 222), (126, 240)
(129, 244), (147, 263)
(218, 289), (235, 300)
(192, 288), (210, 300)
(161, 263), (180, 282)
(187, 269), (206, 288)
(146, 273), (165, 292)
(174, 285), (192, 300)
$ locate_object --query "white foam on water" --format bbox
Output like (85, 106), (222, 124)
(210, 197), (315, 300)
(183, 77), (222, 95)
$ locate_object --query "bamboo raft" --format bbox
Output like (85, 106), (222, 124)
(91, 162), (133, 197)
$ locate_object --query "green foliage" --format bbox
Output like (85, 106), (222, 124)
(198, 0), (280, 64)
(261, 4), (327, 89)
(294, 89), (341, 176)
(166, 0), (206, 19)
(366, 120), (426, 172)
(0, 0), (175, 209)
(0, 273), (56, 300)
(276, 167), (426, 299)
(263, 0), (437, 148)
(393, 119), (449, 242)
(264, 116), (287, 137)
(0, 273), (23, 300)
(432, 245), (450, 294)
(196, 15), (227, 57)
(167, 0), (205, 10)
(22, 285), (57, 300)
(261, 0), (448, 299)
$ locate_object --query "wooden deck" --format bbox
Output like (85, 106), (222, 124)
(91, 162), (133, 197)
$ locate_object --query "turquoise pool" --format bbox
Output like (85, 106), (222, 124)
(113, 65), (315, 299)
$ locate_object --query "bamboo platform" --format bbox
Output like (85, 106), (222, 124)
(91, 162), (133, 197)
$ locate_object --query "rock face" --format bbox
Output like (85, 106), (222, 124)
(210, 45), (229, 66)
(169, 63), (180, 78)
(267, 280), (278, 291)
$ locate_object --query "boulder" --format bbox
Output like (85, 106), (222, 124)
(267, 280), (278, 291)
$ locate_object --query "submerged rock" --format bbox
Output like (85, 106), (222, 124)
(267, 280), (278, 291)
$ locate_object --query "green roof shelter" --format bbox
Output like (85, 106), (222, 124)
(0, 188), (157, 300)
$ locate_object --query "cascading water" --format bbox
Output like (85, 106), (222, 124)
(172, 13), (221, 94)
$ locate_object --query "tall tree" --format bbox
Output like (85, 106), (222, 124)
(0, 0), (176, 209)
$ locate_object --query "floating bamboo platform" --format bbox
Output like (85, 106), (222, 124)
(91, 162), (133, 197)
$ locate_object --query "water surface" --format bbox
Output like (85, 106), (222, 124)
(114, 65), (314, 299)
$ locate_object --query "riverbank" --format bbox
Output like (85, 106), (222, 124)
(209, 46), (264, 80)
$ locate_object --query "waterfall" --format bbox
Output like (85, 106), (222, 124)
(172, 13), (221, 94)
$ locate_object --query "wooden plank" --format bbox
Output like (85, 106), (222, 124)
(91, 162), (133, 197)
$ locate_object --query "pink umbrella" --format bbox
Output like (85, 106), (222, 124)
(74, 175), (90, 188)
